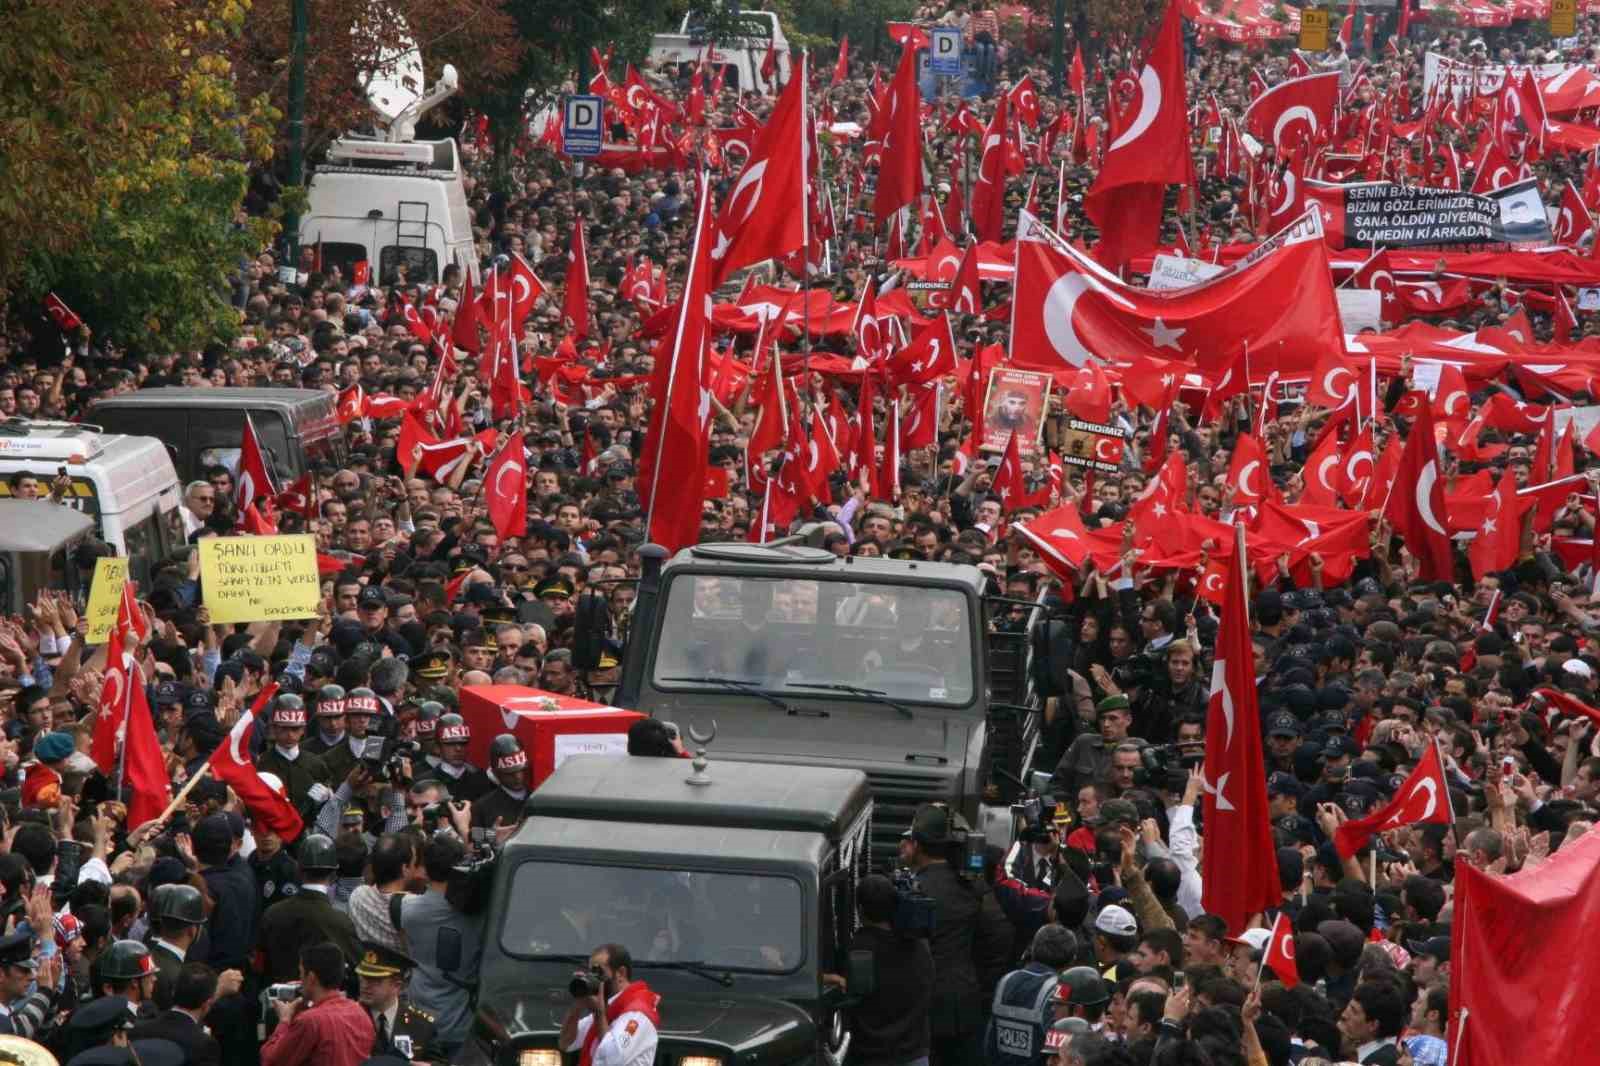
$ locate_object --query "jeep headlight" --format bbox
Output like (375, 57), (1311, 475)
(680, 1056), (723, 1066)
(519, 1050), (563, 1066)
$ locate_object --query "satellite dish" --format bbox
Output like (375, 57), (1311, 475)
(364, 36), (426, 125)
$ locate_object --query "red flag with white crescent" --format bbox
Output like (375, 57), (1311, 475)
(209, 683), (304, 843)
(234, 413), (277, 513)
(1333, 742), (1452, 858)
(484, 433), (528, 540)
(1261, 912), (1300, 988)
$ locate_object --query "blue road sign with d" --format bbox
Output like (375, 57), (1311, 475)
(564, 94), (604, 157)
(930, 27), (963, 76)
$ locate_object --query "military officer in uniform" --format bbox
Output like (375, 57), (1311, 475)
(257, 834), (360, 983)
(145, 885), (205, 1011)
(304, 685), (349, 766)
(414, 715), (490, 803)
(355, 941), (444, 1063)
(469, 735), (530, 831)
(255, 694), (333, 818)
(89, 941), (157, 1021)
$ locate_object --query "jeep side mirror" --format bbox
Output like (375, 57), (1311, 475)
(846, 949), (876, 998)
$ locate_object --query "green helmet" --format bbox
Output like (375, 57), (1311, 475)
(151, 884), (205, 926)
(100, 939), (154, 981)
(298, 833), (338, 873)
(1054, 966), (1110, 1008)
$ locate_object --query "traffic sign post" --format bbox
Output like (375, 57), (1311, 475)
(930, 26), (963, 77)
(1552, 0), (1577, 36)
(563, 94), (604, 158)
(1299, 8), (1328, 51)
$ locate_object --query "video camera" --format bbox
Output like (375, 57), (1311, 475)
(1135, 744), (1202, 791)
(361, 737), (423, 784)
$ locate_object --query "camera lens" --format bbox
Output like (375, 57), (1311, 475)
(569, 970), (601, 998)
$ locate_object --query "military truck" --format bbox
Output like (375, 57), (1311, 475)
(462, 754), (876, 1066)
(576, 541), (1042, 865)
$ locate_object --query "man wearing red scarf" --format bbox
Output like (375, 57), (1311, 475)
(559, 944), (661, 1066)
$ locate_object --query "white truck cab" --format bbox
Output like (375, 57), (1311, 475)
(299, 53), (477, 284)
(649, 10), (791, 95)
(0, 420), (185, 588)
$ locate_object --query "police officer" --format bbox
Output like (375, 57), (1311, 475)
(146, 885), (205, 1011)
(58, 993), (135, 1062)
(985, 925), (1078, 1066)
(902, 803), (984, 1066)
(0, 929), (57, 1039)
(354, 941), (443, 1063)
(470, 734), (529, 831)
(256, 694), (333, 816)
(257, 834), (360, 983)
(90, 941), (157, 1021)
(250, 774), (302, 911)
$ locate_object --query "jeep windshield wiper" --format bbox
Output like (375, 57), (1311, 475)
(784, 682), (914, 719)
(637, 960), (735, 987)
(659, 676), (790, 712)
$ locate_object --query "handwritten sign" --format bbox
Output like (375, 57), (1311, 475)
(199, 535), (321, 624)
(84, 557), (129, 644)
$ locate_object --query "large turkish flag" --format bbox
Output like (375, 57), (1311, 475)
(1009, 210), (1344, 377)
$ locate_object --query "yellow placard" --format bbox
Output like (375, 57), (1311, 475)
(199, 534), (321, 624)
(1552, 0), (1577, 36)
(84, 557), (129, 644)
(1299, 8), (1329, 51)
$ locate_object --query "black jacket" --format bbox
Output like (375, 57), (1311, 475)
(915, 861), (982, 1039)
(844, 925), (933, 1066)
(199, 856), (259, 970)
(132, 1008), (222, 1066)
(258, 887), (360, 983)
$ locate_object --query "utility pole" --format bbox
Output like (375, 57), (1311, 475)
(1053, 0), (1067, 96)
(285, 0), (309, 268)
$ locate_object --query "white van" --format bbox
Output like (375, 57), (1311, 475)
(299, 58), (477, 284)
(0, 421), (185, 588)
(649, 10), (792, 95)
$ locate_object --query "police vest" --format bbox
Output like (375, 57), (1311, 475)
(984, 964), (1058, 1066)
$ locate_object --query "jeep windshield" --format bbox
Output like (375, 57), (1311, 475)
(651, 575), (976, 706)
(500, 861), (803, 973)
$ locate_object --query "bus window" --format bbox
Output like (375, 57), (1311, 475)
(379, 246), (439, 285)
(121, 515), (162, 586)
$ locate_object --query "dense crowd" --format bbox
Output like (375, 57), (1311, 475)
(4, 3), (1600, 1066)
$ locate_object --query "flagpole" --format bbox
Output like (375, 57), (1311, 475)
(800, 51), (813, 374)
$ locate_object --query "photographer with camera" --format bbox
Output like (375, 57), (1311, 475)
(259, 834), (360, 984)
(822, 873), (932, 1066)
(558, 943), (660, 1066)
(260, 942), (374, 1066)
(394, 829), (485, 1059)
(900, 803), (992, 1066)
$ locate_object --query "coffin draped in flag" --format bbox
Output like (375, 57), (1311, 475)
(1009, 209), (1344, 377)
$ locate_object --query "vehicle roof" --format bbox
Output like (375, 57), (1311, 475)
(524, 755), (871, 839)
(0, 502), (94, 550)
(0, 420), (150, 464)
(668, 542), (987, 593)
(0, 423), (180, 515)
(90, 387), (329, 411)
(510, 815), (827, 871)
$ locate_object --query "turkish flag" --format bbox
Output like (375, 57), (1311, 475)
(711, 55), (809, 284)
(1201, 347), (1248, 421)
(1307, 349), (1362, 411)
(401, 302), (433, 344)
(1433, 363), (1472, 420)
(484, 433), (528, 540)
(1554, 181), (1593, 246)
(336, 384), (365, 425)
(992, 432), (1028, 513)
(704, 467), (731, 499)
(1084, 0), (1192, 267)
(1200, 525), (1281, 934)
(1480, 393), (1555, 434)
(1382, 404), (1454, 581)
(969, 93), (1010, 242)
(1015, 501), (1093, 574)
(1470, 140), (1532, 194)
(1226, 433), (1269, 509)
(396, 411), (435, 478)
(1009, 75), (1040, 129)
(415, 431), (491, 482)
(851, 282), (887, 363)
(90, 582), (146, 774)
(1338, 424), (1377, 509)
(946, 241), (983, 315)
(563, 220), (590, 339)
(885, 314), (957, 386)
(209, 683), (305, 843)
(900, 384), (939, 449)
(831, 36), (849, 86)
(874, 46), (923, 224)
(1063, 362), (1112, 424)
(1299, 431), (1343, 507)
(121, 654), (169, 830)
(504, 252), (545, 329)
(1010, 210), (1343, 378)
(1243, 71), (1341, 151)
(1261, 912), (1300, 988)
(1334, 742), (1452, 858)
(234, 413), (277, 512)
(639, 175), (715, 553)
(1467, 466), (1529, 579)
(43, 292), (83, 332)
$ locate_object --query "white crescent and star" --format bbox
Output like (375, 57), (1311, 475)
(1273, 169), (1298, 217)
(1236, 459), (1262, 499)
(1416, 460), (1447, 536)
(493, 459), (523, 500)
(1316, 453), (1340, 492)
(1110, 63), (1162, 153)
(1322, 365), (1357, 408)
(1272, 104), (1319, 147)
